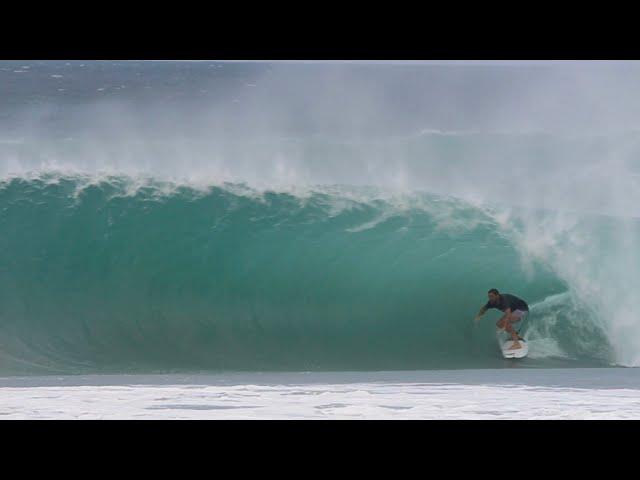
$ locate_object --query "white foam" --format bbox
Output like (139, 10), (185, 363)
(1, 380), (638, 419)
(489, 205), (640, 366)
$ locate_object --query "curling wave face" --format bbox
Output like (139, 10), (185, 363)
(0, 174), (621, 373)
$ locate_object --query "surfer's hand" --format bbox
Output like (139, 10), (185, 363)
(473, 316), (480, 324)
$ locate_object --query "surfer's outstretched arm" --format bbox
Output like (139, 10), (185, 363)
(474, 306), (487, 323)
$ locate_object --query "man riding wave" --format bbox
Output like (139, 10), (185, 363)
(475, 288), (529, 349)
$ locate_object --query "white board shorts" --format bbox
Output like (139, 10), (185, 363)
(511, 309), (528, 321)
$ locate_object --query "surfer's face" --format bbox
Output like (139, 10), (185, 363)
(488, 292), (499, 304)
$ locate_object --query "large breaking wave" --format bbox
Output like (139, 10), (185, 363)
(0, 173), (625, 373)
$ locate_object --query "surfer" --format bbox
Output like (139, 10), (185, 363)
(474, 288), (529, 349)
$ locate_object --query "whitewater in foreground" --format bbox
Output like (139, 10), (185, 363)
(1, 369), (639, 419)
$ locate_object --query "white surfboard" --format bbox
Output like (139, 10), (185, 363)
(497, 330), (529, 358)
(501, 339), (529, 358)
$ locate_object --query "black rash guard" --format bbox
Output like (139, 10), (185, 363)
(484, 293), (529, 313)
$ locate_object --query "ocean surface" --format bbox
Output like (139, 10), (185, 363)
(1, 61), (639, 418)
(1, 369), (639, 419)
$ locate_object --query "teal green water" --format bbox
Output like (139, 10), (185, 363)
(0, 175), (613, 374)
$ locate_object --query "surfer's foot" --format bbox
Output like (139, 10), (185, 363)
(510, 341), (522, 349)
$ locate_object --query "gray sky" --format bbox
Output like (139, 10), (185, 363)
(208, 60), (640, 67)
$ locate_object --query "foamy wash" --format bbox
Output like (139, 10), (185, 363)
(0, 61), (639, 374)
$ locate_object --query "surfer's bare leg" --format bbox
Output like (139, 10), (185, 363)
(506, 316), (522, 348)
(497, 315), (522, 348)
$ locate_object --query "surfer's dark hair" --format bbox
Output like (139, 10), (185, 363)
(488, 288), (499, 295)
